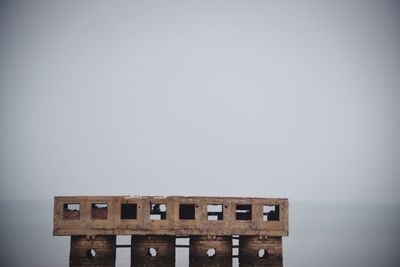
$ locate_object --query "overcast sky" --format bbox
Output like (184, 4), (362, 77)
(1, 1), (399, 203)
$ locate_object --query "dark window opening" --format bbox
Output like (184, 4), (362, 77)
(121, 203), (137, 220)
(236, 204), (252, 220)
(150, 203), (166, 220)
(63, 203), (80, 220)
(207, 204), (223, 221)
(263, 205), (279, 221)
(179, 204), (195, 220)
(91, 203), (108, 220)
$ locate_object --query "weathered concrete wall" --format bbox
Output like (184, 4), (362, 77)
(189, 235), (232, 267)
(54, 196), (288, 266)
(70, 235), (116, 267)
(239, 236), (282, 266)
(54, 196), (289, 237)
(131, 235), (175, 267)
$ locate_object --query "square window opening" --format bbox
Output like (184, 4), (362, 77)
(175, 247), (189, 264)
(175, 237), (189, 246)
(121, 203), (137, 220)
(233, 247), (239, 257)
(91, 203), (108, 220)
(236, 204), (252, 220)
(207, 204), (223, 221)
(232, 237), (239, 246)
(263, 205), (280, 221)
(117, 235), (131, 246)
(179, 204), (195, 220)
(150, 203), (167, 220)
(63, 203), (80, 220)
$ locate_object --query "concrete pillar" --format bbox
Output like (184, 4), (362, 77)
(189, 235), (232, 267)
(70, 235), (116, 267)
(239, 236), (283, 267)
(131, 235), (175, 267)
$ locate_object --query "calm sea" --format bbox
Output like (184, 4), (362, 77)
(0, 200), (399, 266)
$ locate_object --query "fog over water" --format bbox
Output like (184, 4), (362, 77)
(1, 0), (400, 203)
(1, 1), (400, 266)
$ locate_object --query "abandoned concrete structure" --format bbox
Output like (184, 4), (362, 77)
(53, 196), (289, 266)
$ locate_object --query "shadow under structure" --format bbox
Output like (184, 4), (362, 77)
(53, 195), (289, 266)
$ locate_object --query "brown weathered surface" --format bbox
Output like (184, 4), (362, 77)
(54, 196), (288, 266)
(239, 236), (283, 266)
(53, 196), (289, 237)
(91, 205), (107, 220)
(70, 235), (116, 267)
(64, 209), (80, 220)
(131, 235), (175, 267)
(189, 235), (232, 267)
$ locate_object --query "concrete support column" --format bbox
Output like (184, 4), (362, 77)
(70, 235), (116, 267)
(131, 235), (175, 267)
(189, 235), (232, 267)
(239, 236), (282, 267)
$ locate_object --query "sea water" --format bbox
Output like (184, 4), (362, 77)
(0, 200), (399, 267)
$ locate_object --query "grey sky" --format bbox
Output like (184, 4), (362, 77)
(1, 1), (399, 203)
